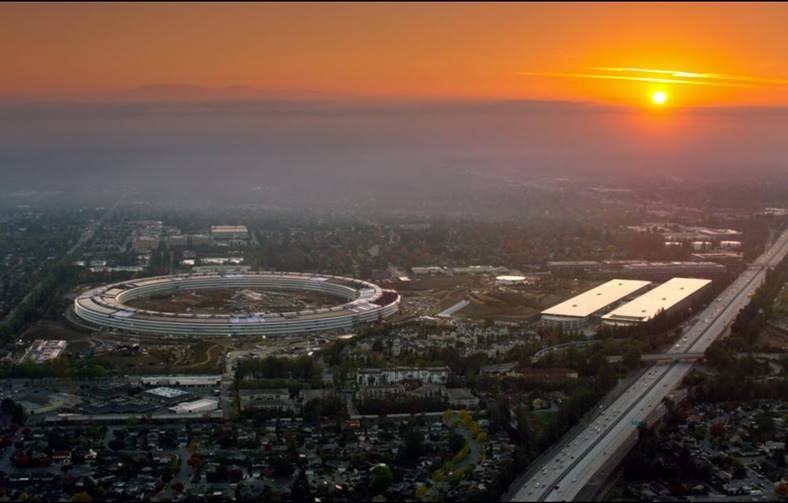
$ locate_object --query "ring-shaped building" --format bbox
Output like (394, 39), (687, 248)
(74, 272), (400, 337)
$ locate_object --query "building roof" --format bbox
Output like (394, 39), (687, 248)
(144, 387), (189, 399)
(139, 375), (221, 386)
(210, 225), (248, 233)
(169, 398), (219, 414)
(602, 277), (712, 324)
(496, 275), (526, 282)
(541, 279), (651, 319)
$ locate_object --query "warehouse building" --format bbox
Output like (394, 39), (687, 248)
(620, 261), (725, 280)
(210, 225), (249, 240)
(601, 277), (712, 326)
(169, 398), (219, 414)
(540, 279), (652, 330)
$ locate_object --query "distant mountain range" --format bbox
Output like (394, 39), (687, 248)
(120, 84), (347, 101)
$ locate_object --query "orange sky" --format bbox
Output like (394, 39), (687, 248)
(3, 2), (788, 106)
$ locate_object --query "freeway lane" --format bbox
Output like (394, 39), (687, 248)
(510, 228), (788, 502)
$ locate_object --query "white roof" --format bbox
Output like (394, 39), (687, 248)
(602, 277), (712, 323)
(541, 279), (651, 319)
(211, 225), (247, 232)
(140, 375), (221, 386)
(169, 398), (219, 414)
(145, 387), (189, 399)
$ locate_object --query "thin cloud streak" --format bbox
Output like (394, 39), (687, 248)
(517, 72), (758, 88)
(596, 67), (788, 85)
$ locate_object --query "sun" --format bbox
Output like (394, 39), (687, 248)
(651, 91), (668, 105)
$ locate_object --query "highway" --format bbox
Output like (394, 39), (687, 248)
(509, 228), (788, 502)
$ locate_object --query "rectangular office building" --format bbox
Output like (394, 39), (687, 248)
(541, 279), (652, 330)
(601, 277), (712, 326)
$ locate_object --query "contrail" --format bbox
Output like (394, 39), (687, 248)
(595, 67), (788, 85)
(518, 72), (758, 88)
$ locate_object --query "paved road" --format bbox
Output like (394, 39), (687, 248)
(436, 299), (470, 318)
(508, 228), (788, 502)
(426, 414), (482, 499)
(530, 341), (595, 363)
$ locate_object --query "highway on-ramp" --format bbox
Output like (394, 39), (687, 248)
(508, 228), (788, 502)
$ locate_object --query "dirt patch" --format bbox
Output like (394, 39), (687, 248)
(457, 299), (539, 321)
(92, 339), (226, 374)
(19, 320), (91, 343)
(181, 341), (225, 369)
(126, 288), (342, 314)
(396, 276), (481, 292)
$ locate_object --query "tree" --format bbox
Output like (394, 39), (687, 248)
(755, 412), (775, 441)
(369, 464), (393, 494)
(515, 407), (535, 456)
(448, 430), (465, 456)
(1, 398), (27, 426)
(71, 492), (92, 503)
(622, 345), (642, 370)
(403, 429), (424, 460)
(290, 469), (312, 502)
(709, 420), (726, 438)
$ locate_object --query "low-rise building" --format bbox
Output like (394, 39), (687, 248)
(621, 261), (725, 280)
(602, 277), (712, 326)
(445, 388), (479, 409)
(132, 236), (160, 253)
(541, 279), (652, 330)
(210, 225), (249, 240)
(137, 375), (221, 388)
(411, 266), (448, 275)
(168, 398), (219, 414)
(356, 366), (450, 386)
(239, 389), (297, 413)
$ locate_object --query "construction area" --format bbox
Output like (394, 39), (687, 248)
(124, 288), (342, 314)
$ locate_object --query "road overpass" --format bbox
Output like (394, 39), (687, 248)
(507, 228), (788, 502)
(605, 352), (705, 363)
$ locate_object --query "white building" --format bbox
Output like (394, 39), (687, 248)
(411, 266), (448, 275)
(445, 388), (479, 409)
(541, 279), (652, 330)
(356, 366), (449, 386)
(451, 265), (507, 275)
(495, 275), (530, 286)
(210, 225), (249, 240)
(691, 241), (712, 251)
(132, 236), (160, 253)
(26, 340), (67, 363)
(190, 234), (213, 246)
(602, 277), (712, 326)
(239, 389), (297, 412)
(75, 272), (400, 337)
(139, 375), (221, 388)
(144, 387), (190, 400)
(166, 235), (189, 247)
(169, 398), (219, 414)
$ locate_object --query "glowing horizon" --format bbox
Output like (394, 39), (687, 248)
(3, 3), (788, 107)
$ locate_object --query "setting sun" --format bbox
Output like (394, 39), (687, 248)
(651, 90), (668, 105)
